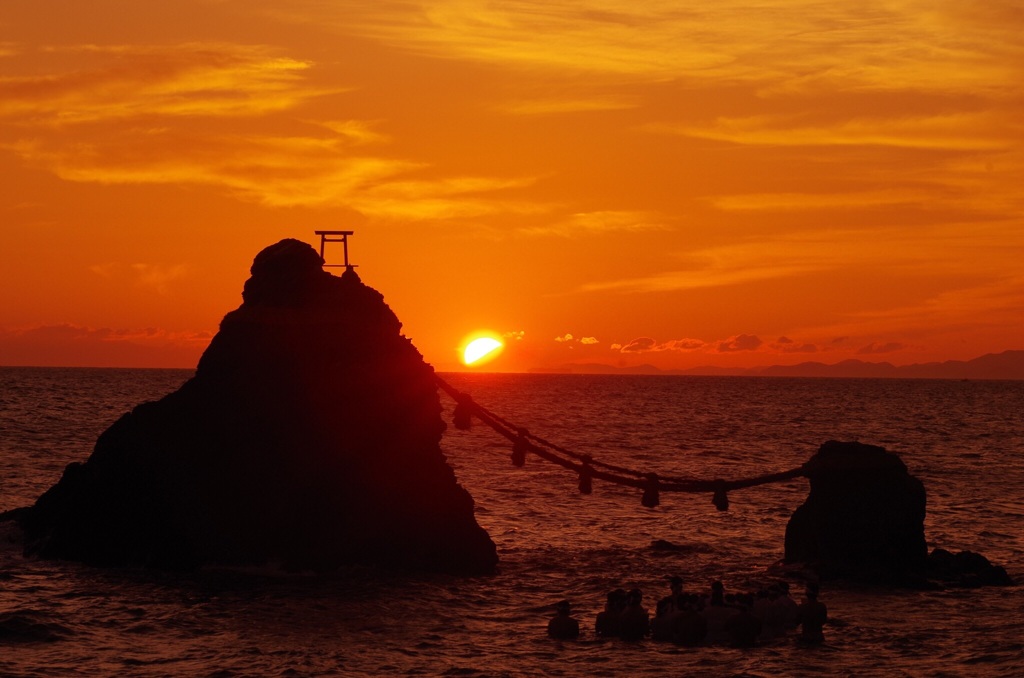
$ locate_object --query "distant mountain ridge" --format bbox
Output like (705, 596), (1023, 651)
(541, 350), (1024, 380)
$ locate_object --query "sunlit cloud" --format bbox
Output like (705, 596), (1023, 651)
(0, 323), (210, 344)
(497, 96), (638, 115)
(0, 43), (329, 125)
(717, 334), (762, 353)
(317, 1), (732, 78)
(3, 130), (538, 216)
(315, 119), (390, 145)
(299, 1), (1024, 97)
(380, 177), (533, 196)
(133, 264), (190, 295)
(5, 133), (415, 207)
(618, 337), (705, 353)
(524, 210), (667, 237)
(89, 262), (191, 295)
(619, 337), (656, 353)
(359, 195), (547, 221)
(578, 223), (1022, 294)
(708, 189), (939, 212)
(579, 240), (828, 294)
(773, 337), (818, 354)
(927, 149), (1024, 216)
(857, 341), (906, 355)
(652, 111), (1020, 151)
(616, 335), (805, 355)
(0, 323), (211, 368)
(664, 338), (706, 351)
(0, 41), (537, 217)
(554, 333), (600, 346)
(795, 272), (1024, 344)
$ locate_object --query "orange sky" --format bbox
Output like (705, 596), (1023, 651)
(2, 1), (1023, 372)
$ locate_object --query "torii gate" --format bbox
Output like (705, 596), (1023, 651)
(315, 230), (356, 270)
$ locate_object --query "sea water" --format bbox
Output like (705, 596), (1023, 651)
(1, 368), (1022, 677)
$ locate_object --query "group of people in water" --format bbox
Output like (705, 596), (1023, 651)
(547, 577), (827, 647)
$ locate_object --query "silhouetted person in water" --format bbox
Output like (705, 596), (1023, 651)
(596, 589), (626, 637)
(672, 594), (708, 646)
(725, 593), (763, 648)
(659, 575), (684, 611)
(774, 581), (800, 629)
(798, 584), (827, 645)
(702, 581), (733, 644)
(651, 597), (675, 641)
(618, 588), (650, 641)
(547, 600), (580, 640)
(652, 575), (685, 641)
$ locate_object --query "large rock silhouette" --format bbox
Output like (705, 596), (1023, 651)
(784, 440), (927, 582)
(10, 239), (498, 574)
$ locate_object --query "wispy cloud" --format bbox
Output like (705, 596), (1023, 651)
(792, 271), (1024, 344)
(615, 334), (766, 354)
(496, 96), (639, 115)
(578, 239), (829, 294)
(5, 131), (539, 217)
(353, 175), (542, 219)
(0, 43), (329, 125)
(3, 132), (419, 208)
(0, 41), (540, 217)
(303, 1), (1024, 96)
(315, 119), (390, 145)
(707, 188), (939, 212)
(857, 341), (905, 355)
(0, 323), (210, 343)
(619, 337), (657, 353)
(773, 336), (818, 354)
(89, 262), (191, 295)
(0, 323), (211, 368)
(523, 210), (668, 237)
(553, 333), (600, 345)
(717, 334), (763, 352)
(650, 111), (1021, 152)
(578, 223), (1022, 294)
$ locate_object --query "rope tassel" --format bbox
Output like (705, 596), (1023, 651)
(511, 428), (529, 467)
(452, 395), (473, 430)
(578, 455), (593, 495)
(712, 480), (729, 511)
(641, 473), (660, 508)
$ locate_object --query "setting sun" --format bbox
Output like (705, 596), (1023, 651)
(463, 337), (503, 366)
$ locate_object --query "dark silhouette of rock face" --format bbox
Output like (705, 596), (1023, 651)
(14, 239), (498, 574)
(784, 440), (927, 582)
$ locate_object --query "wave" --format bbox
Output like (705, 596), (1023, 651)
(0, 609), (71, 643)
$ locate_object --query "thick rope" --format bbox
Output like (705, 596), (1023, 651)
(436, 375), (807, 508)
